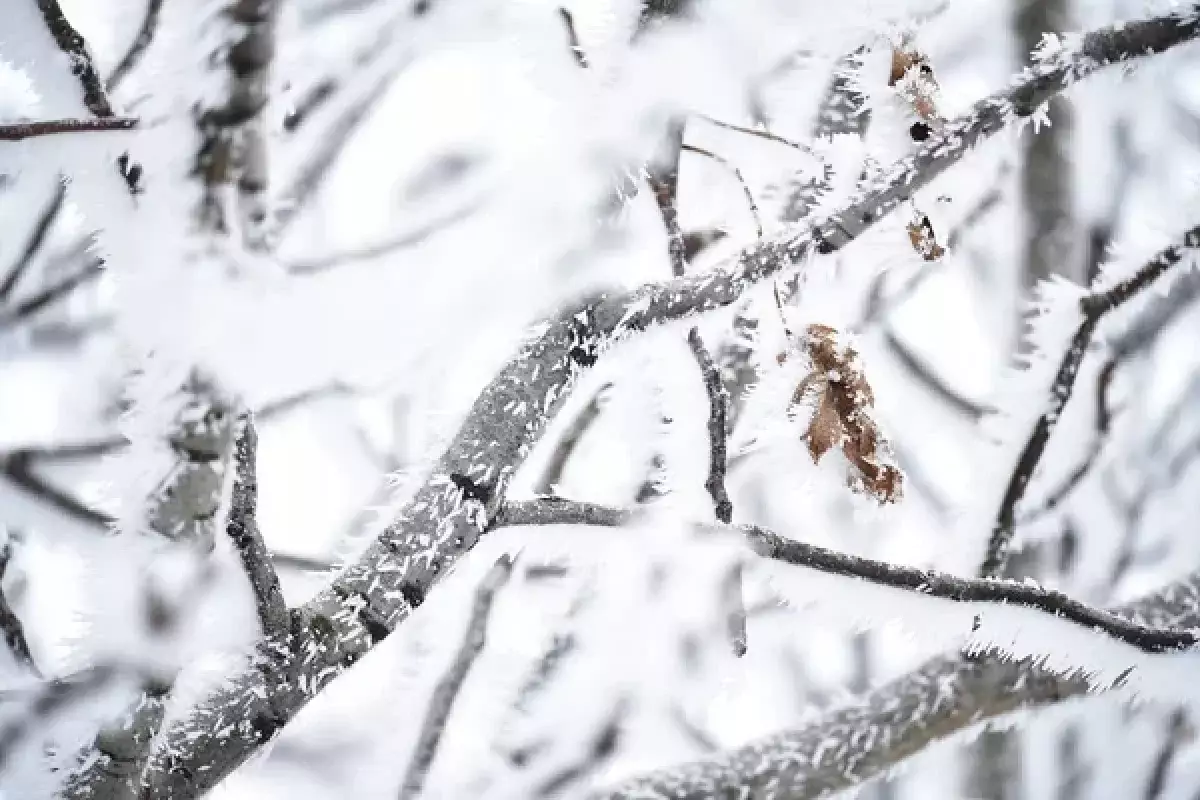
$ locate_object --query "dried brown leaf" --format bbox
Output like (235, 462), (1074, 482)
(786, 324), (904, 504)
(906, 212), (946, 261)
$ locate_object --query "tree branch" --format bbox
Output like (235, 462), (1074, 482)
(106, 0), (164, 92)
(591, 566), (1200, 800)
(0, 117), (137, 142)
(227, 414), (288, 635)
(0, 180), (65, 303)
(979, 223), (1200, 579)
(0, 256), (105, 330)
(33, 0), (115, 118)
(116, 13), (1200, 795)
(397, 555), (513, 800)
(493, 499), (1198, 654)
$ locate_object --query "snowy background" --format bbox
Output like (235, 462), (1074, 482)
(5, 0), (1200, 797)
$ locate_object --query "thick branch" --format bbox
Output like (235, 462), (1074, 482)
(122, 13), (1200, 796)
(397, 555), (513, 800)
(593, 568), (1200, 800)
(979, 223), (1200, 578)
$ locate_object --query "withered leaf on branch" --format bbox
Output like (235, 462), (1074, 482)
(906, 211), (946, 261)
(780, 324), (903, 504)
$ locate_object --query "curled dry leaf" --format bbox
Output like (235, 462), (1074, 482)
(779, 324), (903, 504)
(906, 211), (946, 261)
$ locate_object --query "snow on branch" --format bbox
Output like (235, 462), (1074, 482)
(0, 118), (138, 141)
(590, 570), (1200, 800)
(493, 500), (1198, 657)
(979, 223), (1200, 579)
(108, 10), (1200, 797)
(106, 0), (165, 92)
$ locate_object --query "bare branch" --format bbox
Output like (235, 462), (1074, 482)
(1144, 709), (1190, 800)
(0, 256), (105, 330)
(686, 329), (733, 523)
(979, 224), (1200, 579)
(227, 414), (288, 635)
(0, 179), (64, 303)
(106, 0), (164, 92)
(882, 326), (991, 419)
(494, 499), (1199, 654)
(532, 383), (612, 495)
(681, 144), (763, 239)
(558, 8), (589, 68)
(694, 114), (820, 159)
(397, 555), (513, 800)
(0, 115), (138, 140)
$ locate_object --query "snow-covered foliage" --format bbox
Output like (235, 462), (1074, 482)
(4, 0), (1200, 798)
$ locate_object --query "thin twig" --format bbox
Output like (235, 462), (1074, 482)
(0, 117), (137, 141)
(0, 180), (65, 302)
(534, 700), (627, 798)
(494, 499), (1200, 655)
(397, 555), (514, 800)
(1144, 709), (1189, 800)
(882, 327), (991, 419)
(0, 540), (38, 675)
(686, 329), (733, 524)
(227, 414), (288, 635)
(686, 326), (741, 654)
(559, 8), (589, 68)
(532, 383), (612, 495)
(695, 114), (820, 159)
(106, 0), (164, 91)
(276, 65), (404, 238)
(0, 257), (105, 329)
(979, 224), (1200, 579)
(681, 144), (763, 239)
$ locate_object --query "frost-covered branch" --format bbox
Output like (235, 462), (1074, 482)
(226, 414), (288, 635)
(397, 555), (513, 800)
(33, 0), (115, 118)
(0, 117), (137, 142)
(979, 223), (1200, 579)
(493, 500), (1198, 654)
(594, 569), (1200, 800)
(106, 11), (1200, 795)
